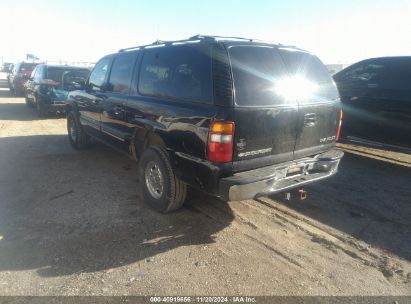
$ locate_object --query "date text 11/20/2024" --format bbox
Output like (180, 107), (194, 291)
(149, 296), (257, 303)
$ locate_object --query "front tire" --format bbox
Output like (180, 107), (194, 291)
(67, 111), (90, 149)
(139, 147), (187, 213)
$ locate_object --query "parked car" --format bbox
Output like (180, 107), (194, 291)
(6, 63), (14, 87)
(9, 62), (39, 96)
(1, 62), (13, 72)
(25, 64), (90, 117)
(66, 35), (344, 213)
(333, 56), (411, 147)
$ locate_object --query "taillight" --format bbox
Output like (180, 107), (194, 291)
(207, 121), (235, 163)
(336, 110), (343, 141)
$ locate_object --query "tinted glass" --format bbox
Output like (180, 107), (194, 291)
(335, 61), (388, 83)
(384, 59), (411, 91)
(108, 53), (135, 94)
(229, 46), (290, 106)
(47, 67), (90, 83)
(89, 58), (110, 90)
(19, 63), (37, 72)
(138, 45), (212, 102)
(30, 67), (37, 78)
(279, 48), (339, 102)
(279, 49), (333, 84)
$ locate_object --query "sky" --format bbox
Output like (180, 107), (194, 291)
(1, 0), (411, 65)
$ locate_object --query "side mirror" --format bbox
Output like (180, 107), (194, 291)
(74, 79), (86, 90)
(63, 78), (86, 91)
(86, 82), (108, 92)
(85, 82), (92, 92)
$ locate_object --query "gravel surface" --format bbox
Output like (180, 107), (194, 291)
(0, 79), (410, 295)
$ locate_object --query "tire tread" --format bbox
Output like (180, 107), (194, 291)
(141, 147), (187, 213)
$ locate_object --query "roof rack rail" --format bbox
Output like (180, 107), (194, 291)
(118, 35), (283, 53)
(189, 34), (254, 42)
(119, 37), (203, 52)
(118, 45), (141, 52)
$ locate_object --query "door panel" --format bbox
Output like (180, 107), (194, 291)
(76, 57), (112, 136)
(98, 52), (137, 151)
(100, 92), (129, 151)
(278, 48), (341, 158)
(74, 91), (104, 137)
(233, 106), (298, 163)
(228, 46), (299, 164)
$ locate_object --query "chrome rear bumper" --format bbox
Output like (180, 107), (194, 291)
(219, 149), (344, 201)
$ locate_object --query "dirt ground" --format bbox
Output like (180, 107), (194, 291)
(0, 74), (410, 296)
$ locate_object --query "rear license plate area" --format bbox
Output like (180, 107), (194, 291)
(286, 166), (303, 177)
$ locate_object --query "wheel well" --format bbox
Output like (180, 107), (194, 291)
(130, 130), (166, 161)
(146, 133), (166, 149)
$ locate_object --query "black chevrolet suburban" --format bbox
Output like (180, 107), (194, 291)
(66, 35), (343, 213)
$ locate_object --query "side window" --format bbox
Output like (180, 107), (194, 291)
(138, 45), (212, 102)
(385, 61), (411, 90)
(88, 58), (110, 91)
(13, 64), (19, 74)
(107, 53), (135, 94)
(35, 66), (43, 79)
(338, 61), (387, 83)
(30, 67), (37, 78)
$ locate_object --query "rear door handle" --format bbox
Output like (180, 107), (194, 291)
(304, 113), (317, 126)
(114, 105), (125, 116)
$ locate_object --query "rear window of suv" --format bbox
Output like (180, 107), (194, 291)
(19, 63), (37, 72)
(229, 46), (338, 106)
(229, 46), (289, 106)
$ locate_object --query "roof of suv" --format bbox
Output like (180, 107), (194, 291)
(36, 64), (89, 69)
(117, 34), (308, 54)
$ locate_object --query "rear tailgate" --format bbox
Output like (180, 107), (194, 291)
(227, 44), (341, 173)
(228, 46), (299, 168)
(278, 48), (341, 159)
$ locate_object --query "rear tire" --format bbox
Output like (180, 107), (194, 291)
(139, 147), (187, 213)
(67, 111), (90, 149)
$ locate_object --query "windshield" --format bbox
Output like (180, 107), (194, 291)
(229, 46), (338, 106)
